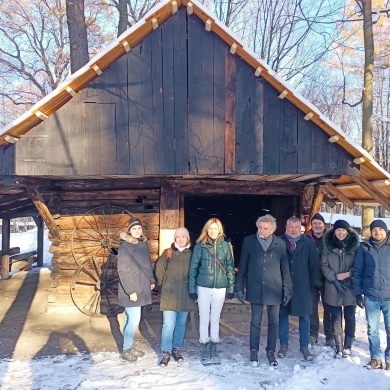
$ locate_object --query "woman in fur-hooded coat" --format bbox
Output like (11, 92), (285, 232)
(320, 219), (360, 357)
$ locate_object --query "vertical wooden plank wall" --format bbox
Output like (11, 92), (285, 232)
(251, 77), (264, 174)
(67, 102), (86, 175)
(173, 9), (189, 174)
(100, 104), (117, 175)
(85, 104), (101, 175)
(235, 60), (252, 174)
(280, 100), (298, 173)
(297, 116), (313, 174)
(128, 44), (144, 174)
(263, 82), (281, 174)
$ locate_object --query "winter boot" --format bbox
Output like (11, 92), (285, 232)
(122, 348), (139, 362)
(342, 336), (353, 358)
(325, 334), (336, 349)
(277, 345), (288, 358)
(210, 342), (221, 364)
(366, 358), (383, 370)
(250, 349), (259, 367)
(300, 347), (314, 361)
(159, 351), (171, 367)
(201, 342), (212, 365)
(309, 334), (318, 345)
(386, 362), (390, 371)
(266, 350), (278, 367)
(334, 335), (343, 358)
(171, 348), (184, 363)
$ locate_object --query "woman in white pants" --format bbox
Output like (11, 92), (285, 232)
(188, 218), (235, 364)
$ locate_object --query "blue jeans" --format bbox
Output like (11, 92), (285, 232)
(250, 304), (279, 352)
(365, 296), (390, 362)
(123, 306), (141, 350)
(279, 307), (310, 348)
(161, 311), (189, 352)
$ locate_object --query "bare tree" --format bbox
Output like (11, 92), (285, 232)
(66, 0), (89, 73)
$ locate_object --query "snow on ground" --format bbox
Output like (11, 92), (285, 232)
(1, 230), (390, 389)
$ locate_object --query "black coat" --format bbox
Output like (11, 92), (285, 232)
(321, 228), (359, 306)
(117, 233), (154, 307)
(235, 234), (292, 305)
(280, 234), (321, 317)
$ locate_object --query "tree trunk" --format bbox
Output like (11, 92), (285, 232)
(359, 0), (375, 238)
(117, 0), (128, 36)
(66, 0), (89, 73)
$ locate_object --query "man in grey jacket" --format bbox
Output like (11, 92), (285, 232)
(353, 219), (390, 370)
(235, 214), (292, 367)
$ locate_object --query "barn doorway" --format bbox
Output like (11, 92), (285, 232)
(184, 195), (299, 267)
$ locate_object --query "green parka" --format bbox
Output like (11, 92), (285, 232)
(155, 244), (198, 312)
(188, 237), (235, 294)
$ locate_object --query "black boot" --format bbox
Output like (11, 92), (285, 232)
(343, 336), (353, 357)
(201, 343), (212, 365)
(334, 335), (343, 358)
(210, 342), (221, 364)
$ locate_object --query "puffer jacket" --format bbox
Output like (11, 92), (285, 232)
(321, 228), (360, 307)
(117, 232), (154, 307)
(188, 236), (235, 294)
(353, 236), (390, 300)
(155, 244), (198, 312)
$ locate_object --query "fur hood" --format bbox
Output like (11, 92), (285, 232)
(119, 232), (147, 244)
(322, 228), (360, 254)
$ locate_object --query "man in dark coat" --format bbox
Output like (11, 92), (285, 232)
(278, 217), (321, 361)
(353, 219), (390, 370)
(306, 213), (334, 347)
(235, 214), (292, 367)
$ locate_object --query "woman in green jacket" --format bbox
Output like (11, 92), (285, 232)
(155, 227), (197, 367)
(188, 218), (235, 364)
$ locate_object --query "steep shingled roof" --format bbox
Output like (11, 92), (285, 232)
(1, 0), (389, 207)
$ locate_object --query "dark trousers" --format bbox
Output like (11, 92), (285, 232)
(329, 305), (356, 338)
(250, 303), (279, 352)
(310, 286), (332, 338)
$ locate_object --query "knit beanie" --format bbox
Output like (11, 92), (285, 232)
(174, 227), (190, 242)
(370, 220), (387, 232)
(128, 217), (142, 230)
(311, 213), (325, 224)
(333, 219), (350, 231)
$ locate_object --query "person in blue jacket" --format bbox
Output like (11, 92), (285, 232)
(353, 219), (390, 370)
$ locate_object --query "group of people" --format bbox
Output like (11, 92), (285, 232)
(117, 213), (390, 371)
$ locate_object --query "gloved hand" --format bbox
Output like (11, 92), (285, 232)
(356, 294), (365, 309)
(189, 293), (198, 301)
(236, 291), (246, 304)
(226, 292), (234, 300)
(332, 279), (346, 296)
(283, 287), (292, 306)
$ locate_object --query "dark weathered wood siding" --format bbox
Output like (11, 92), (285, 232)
(0, 8), (358, 177)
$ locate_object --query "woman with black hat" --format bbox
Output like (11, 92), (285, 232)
(118, 217), (155, 362)
(321, 219), (360, 358)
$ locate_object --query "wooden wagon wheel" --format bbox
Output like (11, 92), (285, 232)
(70, 254), (124, 317)
(71, 205), (131, 266)
(70, 206), (131, 316)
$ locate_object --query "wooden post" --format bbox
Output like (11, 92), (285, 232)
(33, 215), (44, 267)
(1, 218), (10, 279)
(308, 185), (325, 230)
(159, 180), (180, 255)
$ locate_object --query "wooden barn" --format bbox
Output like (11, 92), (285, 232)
(1, 0), (390, 316)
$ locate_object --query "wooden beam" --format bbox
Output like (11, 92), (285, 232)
(335, 179), (390, 190)
(1, 218), (10, 279)
(349, 176), (390, 211)
(26, 187), (61, 239)
(33, 215), (44, 267)
(324, 182), (355, 209)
